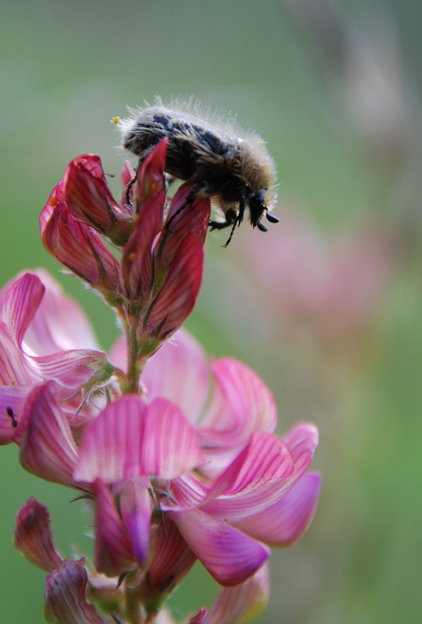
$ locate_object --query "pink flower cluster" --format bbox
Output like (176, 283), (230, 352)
(1, 140), (320, 624)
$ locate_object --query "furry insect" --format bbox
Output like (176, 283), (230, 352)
(119, 102), (279, 246)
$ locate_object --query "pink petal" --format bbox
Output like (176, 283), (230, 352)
(94, 479), (137, 577)
(74, 395), (147, 483)
(208, 564), (270, 624)
(0, 385), (31, 445)
(146, 515), (197, 594)
(19, 383), (79, 486)
(21, 269), (99, 355)
(121, 190), (165, 299)
(0, 322), (32, 385)
(198, 359), (277, 449)
(161, 474), (209, 511)
(136, 137), (168, 209)
(26, 349), (108, 398)
(284, 423), (319, 467)
(14, 497), (63, 572)
(142, 398), (205, 479)
(45, 559), (106, 624)
(119, 480), (152, 567)
(142, 328), (209, 423)
(189, 607), (208, 623)
(2, 273), (45, 346)
(158, 184), (211, 267)
(234, 472), (321, 547)
(146, 232), (204, 339)
(169, 509), (270, 587)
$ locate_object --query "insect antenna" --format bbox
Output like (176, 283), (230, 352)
(265, 209), (279, 224)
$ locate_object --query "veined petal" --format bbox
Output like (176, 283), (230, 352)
(121, 190), (165, 299)
(0, 385), (31, 445)
(158, 184), (211, 267)
(94, 479), (137, 577)
(199, 359), (277, 449)
(169, 509), (270, 587)
(234, 472), (321, 547)
(119, 480), (152, 567)
(136, 137), (167, 209)
(0, 322), (32, 385)
(206, 433), (294, 501)
(142, 329), (209, 423)
(2, 273), (45, 346)
(142, 398), (205, 479)
(284, 423), (319, 467)
(161, 474), (209, 512)
(208, 564), (270, 624)
(74, 395), (147, 484)
(19, 383), (79, 486)
(26, 349), (108, 398)
(145, 515), (197, 595)
(146, 232), (204, 339)
(14, 498), (63, 572)
(44, 559), (107, 624)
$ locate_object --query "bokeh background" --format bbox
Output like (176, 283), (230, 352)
(1, 1), (422, 622)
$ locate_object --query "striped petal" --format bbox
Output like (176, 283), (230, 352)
(2, 273), (45, 346)
(94, 479), (137, 577)
(119, 480), (152, 567)
(0, 385), (31, 445)
(234, 472), (321, 547)
(19, 383), (79, 486)
(0, 322), (32, 385)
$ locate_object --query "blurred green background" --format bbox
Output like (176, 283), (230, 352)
(1, 1), (422, 622)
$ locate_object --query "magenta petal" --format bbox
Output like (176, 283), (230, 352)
(14, 497), (63, 572)
(142, 398), (205, 479)
(161, 474), (209, 511)
(19, 383), (79, 486)
(121, 190), (165, 299)
(208, 564), (270, 624)
(169, 509), (270, 587)
(26, 349), (108, 398)
(119, 480), (152, 567)
(206, 433), (294, 501)
(189, 607), (208, 623)
(284, 423), (319, 467)
(2, 273), (45, 346)
(74, 395), (147, 484)
(234, 472), (321, 547)
(0, 322), (32, 385)
(147, 515), (197, 593)
(44, 559), (106, 624)
(199, 359), (277, 449)
(146, 232), (204, 339)
(94, 479), (137, 577)
(142, 329), (209, 423)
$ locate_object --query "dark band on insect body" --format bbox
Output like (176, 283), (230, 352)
(119, 100), (279, 246)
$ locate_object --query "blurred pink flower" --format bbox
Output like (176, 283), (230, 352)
(238, 206), (397, 351)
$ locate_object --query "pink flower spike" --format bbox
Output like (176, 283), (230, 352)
(189, 607), (209, 623)
(44, 559), (106, 624)
(74, 395), (147, 484)
(2, 273), (45, 346)
(136, 137), (168, 209)
(234, 472), (321, 547)
(142, 398), (205, 479)
(158, 184), (211, 267)
(14, 498), (63, 572)
(208, 564), (270, 624)
(94, 479), (137, 578)
(121, 190), (166, 300)
(19, 383), (79, 486)
(119, 480), (152, 568)
(63, 154), (135, 246)
(146, 232), (204, 339)
(169, 509), (270, 587)
(199, 359), (277, 449)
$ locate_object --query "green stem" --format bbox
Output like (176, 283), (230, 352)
(126, 322), (142, 394)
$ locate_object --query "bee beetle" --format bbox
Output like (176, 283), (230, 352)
(119, 101), (279, 246)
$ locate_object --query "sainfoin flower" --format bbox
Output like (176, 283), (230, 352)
(4, 136), (320, 623)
